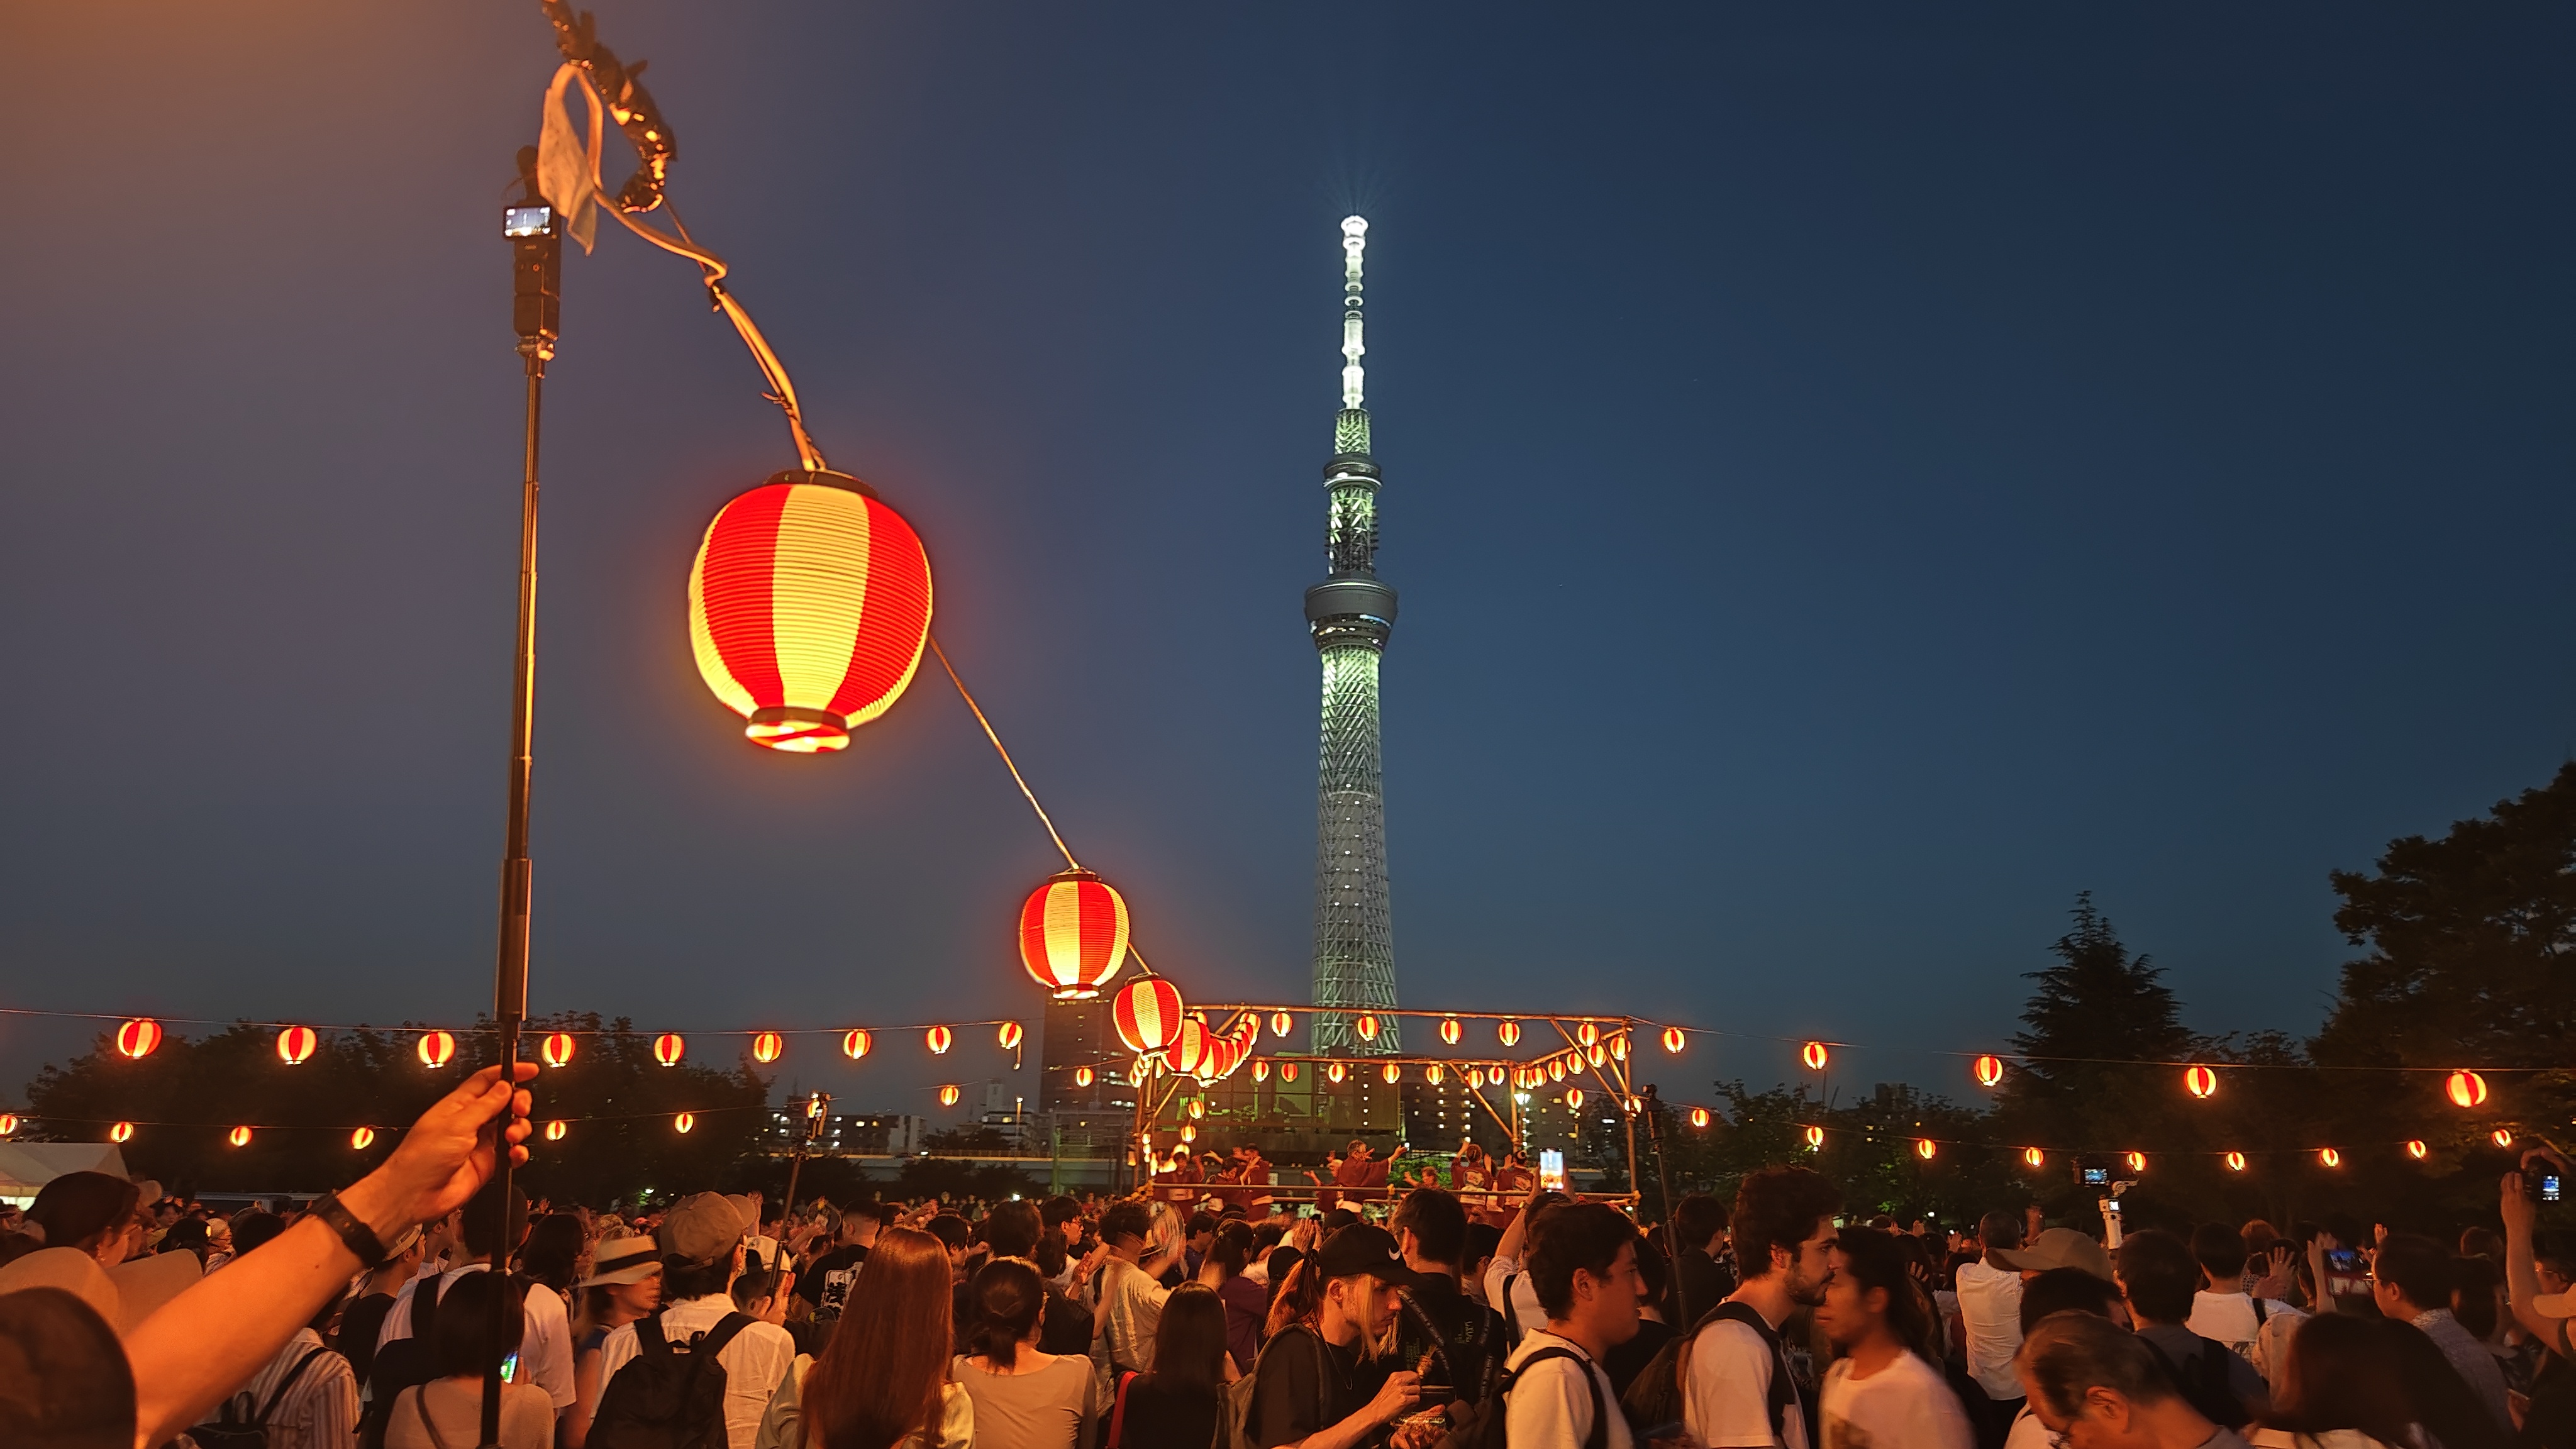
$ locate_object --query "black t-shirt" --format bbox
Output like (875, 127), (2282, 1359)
(1119, 1372), (1223, 1448)
(1394, 1276), (1503, 1407)
(1252, 1324), (1364, 1449)
(1603, 1316), (1677, 1400)
(338, 1291), (396, 1387)
(1672, 1248), (1735, 1324)
(797, 1244), (869, 1319)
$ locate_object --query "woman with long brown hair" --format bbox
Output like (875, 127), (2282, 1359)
(756, 1226), (970, 1449)
(2246, 1312), (2419, 1449)
(1107, 1284), (1228, 1448)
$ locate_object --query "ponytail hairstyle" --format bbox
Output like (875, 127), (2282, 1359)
(1209, 1220), (1255, 1280)
(1266, 1255), (1320, 1338)
(801, 1226), (954, 1449)
(969, 1257), (1045, 1372)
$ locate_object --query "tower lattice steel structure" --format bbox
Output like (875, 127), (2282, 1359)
(1307, 216), (1401, 1055)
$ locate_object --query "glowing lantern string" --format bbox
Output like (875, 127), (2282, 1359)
(276, 1026), (316, 1065)
(1018, 869), (1130, 999)
(1662, 1027), (1686, 1055)
(752, 1032), (784, 1064)
(350, 1126), (374, 1150)
(925, 1026), (953, 1056)
(1440, 1018), (1462, 1046)
(418, 1031), (457, 1069)
(1073, 1066), (1094, 1088)
(2184, 1065), (2218, 1099)
(1689, 1107), (1711, 1128)
(1914, 1138), (1936, 1160)
(687, 470), (933, 754)
(2448, 1070), (2489, 1109)
(545, 1120), (567, 1142)
(1115, 979), (1186, 1055)
(841, 1029), (872, 1060)
(1974, 1055), (2005, 1088)
(111, 1122), (134, 1143)
(229, 1126), (253, 1148)
(1801, 1041), (1829, 1072)
(1497, 1020), (1521, 1047)
(116, 1019), (163, 1060)
(654, 1034), (686, 1067)
(998, 1022), (1024, 1051)
(2225, 1151), (2247, 1172)
(938, 1085), (961, 1108)
(541, 1032), (576, 1068)
(674, 1112), (694, 1133)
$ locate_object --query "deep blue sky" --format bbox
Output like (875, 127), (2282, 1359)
(3, 4), (2570, 1114)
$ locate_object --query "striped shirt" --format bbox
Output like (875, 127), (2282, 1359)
(203, 1328), (358, 1449)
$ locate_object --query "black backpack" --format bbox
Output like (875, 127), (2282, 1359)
(1441, 1345), (1606, 1449)
(196, 1346), (331, 1449)
(2141, 1333), (2251, 1430)
(360, 1278), (450, 1449)
(1619, 1300), (1797, 1444)
(588, 1311), (755, 1449)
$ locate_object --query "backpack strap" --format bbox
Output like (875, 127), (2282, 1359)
(690, 1312), (757, 1360)
(636, 1311), (673, 1358)
(1499, 1274), (1524, 1348)
(1509, 1346), (1607, 1449)
(1699, 1301), (1794, 1441)
(2250, 1297), (2268, 1327)
(256, 1346), (333, 1426)
(1106, 1370), (1136, 1449)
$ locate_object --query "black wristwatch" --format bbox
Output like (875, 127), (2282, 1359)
(309, 1192), (418, 1269)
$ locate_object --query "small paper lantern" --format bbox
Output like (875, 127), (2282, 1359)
(350, 1126), (375, 1150)
(2494, 1128), (2516, 1148)
(925, 1026), (953, 1055)
(654, 1033), (686, 1067)
(1355, 1013), (1380, 1042)
(545, 1119), (567, 1141)
(228, 1126), (253, 1148)
(2023, 1147), (2045, 1169)
(541, 1032), (577, 1068)
(1576, 1021), (1599, 1048)
(2124, 1151), (2148, 1173)
(276, 1026), (317, 1065)
(1187, 1097), (1206, 1120)
(938, 1085), (962, 1108)
(0, 1114), (17, 1136)
(1381, 1062), (1401, 1084)
(1625, 1094), (1642, 1113)
(1425, 1063), (1444, 1085)
(998, 1021), (1024, 1051)
(1163, 1020), (1214, 1077)
(1437, 1017), (1461, 1046)
(1914, 1138), (1936, 1160)
(1073, 1065), (1094, 1088)
(1801, 1041), (1828, 1072)
(1689, 1106), (1711, 1128)
(1587, 1043), (1606, 1067)
(1115, 979), (1187, 1054)
(1497, 1019), (1521, 1047)
(2406, 1139), (2428, 1160)
(1548, 1058), (1565, 1082)
(417, 1030), (457, 1069)
(2225, 1151), (2247, 1172)
(674, 1112), (695, 1133)
(752, 1031), (784, 1064)
(1327, 1062), (1346, 1084)
(2184, 1065), (2218, 1099)
(841, 1028), (872, 1060)
(116, 1018), (164, 1060)
(1466, 1067), (1484, 1088)
(1565, 1088), (1584, 1111)
(2318, 1148), (2341, 1168)
(1279, 1061), (1299, 1083)
(110, 1121), (134, 1143)
(1271, 1011), (1294, 1038)
(2447, 1070), (2489, 1109)
(1180, 1123), (1197, 1143)
(1974, 1055), (2005, 1088)
(687, 471), (934, 753)
(1018, 869), (1131, 999)
(1662, 1027), (1686, 1055)
(1252, 1058), (1269, 1082)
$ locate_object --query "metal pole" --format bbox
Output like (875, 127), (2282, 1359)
(484, 150), (558, 1449)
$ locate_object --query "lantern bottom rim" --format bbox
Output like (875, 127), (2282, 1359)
(747, 707), (850, 753)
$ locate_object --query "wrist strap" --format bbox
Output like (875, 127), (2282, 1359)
(310, 1191), (396, 1269)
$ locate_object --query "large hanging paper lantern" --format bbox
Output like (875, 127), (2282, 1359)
(350, 1126), (375, 1150)
(674, 1112), (695, 1133)
(540, 1032), (576, 1068)
(938, 1084), (962, 1108)
(0, 1114), (18, 1136)
(276, 1026), (317, 1065)
(1497, 1019), (1521, 1047)
(1689, 1107), (1711, 1128)
(1115, 979), (1187, 1054)
(1575, 1021), (1598, 1048)
(1440, 1018), (1462, 1046)
(110, 1121), (134, 1143)
(1164, 1019), (1214, 1077)
(1355, 1014), (1380, 1043)
(687, 470), (934, 753)
(841, 1028), (872, 1060)
(116, 1019), (163, 1059)
(2447, 1070), (2489, 1109)
(654, 1033), (686, 1067)
(418, 1031), (456, 1069)
(1974, 1055), (2005, 1089)
(1018, 869), (1130, 999)
(1565, 1087), (1584, 1110)
(925, 1026), (953, 1055)
(2184, 1065), (2218, 1099)
(1800, 1041), (1828, 1072)
(1661, 1027), (1685, 1055)
(751, 1031), (785, 1064)
(998, 1021), (1024, 1051)
(228, 1126), (253, 1148)
(1270, 1011), (1294, 1038)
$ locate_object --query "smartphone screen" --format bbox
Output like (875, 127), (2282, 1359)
(2324, 1247), (2369, 1299)
(2543, 1174), (2563, 1204)
(499, 1351), (519, 1384)
(1538, 1150), (1567, 1192)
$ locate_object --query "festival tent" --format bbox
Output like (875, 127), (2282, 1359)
(0, 1143), (128, 1207)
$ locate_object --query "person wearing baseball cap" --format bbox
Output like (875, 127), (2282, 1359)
(595, 1194), (796, 1449)
(1247, 1222), (1425, 1448)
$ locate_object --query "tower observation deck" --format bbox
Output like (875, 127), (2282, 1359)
(1307, 216), (1400, 1056)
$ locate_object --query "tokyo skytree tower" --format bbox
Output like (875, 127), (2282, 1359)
(1306, 216), (1401, 1056)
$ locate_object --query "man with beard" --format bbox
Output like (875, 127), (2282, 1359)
(1684, 1165), (1842, 1449)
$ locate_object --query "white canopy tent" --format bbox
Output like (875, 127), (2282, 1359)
(0, 1143), (129, 1207)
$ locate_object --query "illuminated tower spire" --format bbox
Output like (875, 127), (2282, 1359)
(1307, 216), (1400, 1055)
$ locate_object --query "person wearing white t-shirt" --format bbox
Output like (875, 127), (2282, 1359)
(596, 1194), (797, 1449)
(1684, 1165), (1843, 1449)
(1816, 1230), (1975, 1449)
(1504, 1202), (1642, 1449)
(1482, 1184), (1573, 1343)
(1953, 1212), (2028, 1446)
(2185, 1224), (2299, 1372)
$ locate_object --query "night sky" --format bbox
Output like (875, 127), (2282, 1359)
(3, 5), (2570, 1115)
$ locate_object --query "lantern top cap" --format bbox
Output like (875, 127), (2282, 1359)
(1045, 866), (1103, 884)
(762, 467), (876, 499)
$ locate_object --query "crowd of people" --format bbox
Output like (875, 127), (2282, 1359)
(3, 1071), (2572, 1449)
